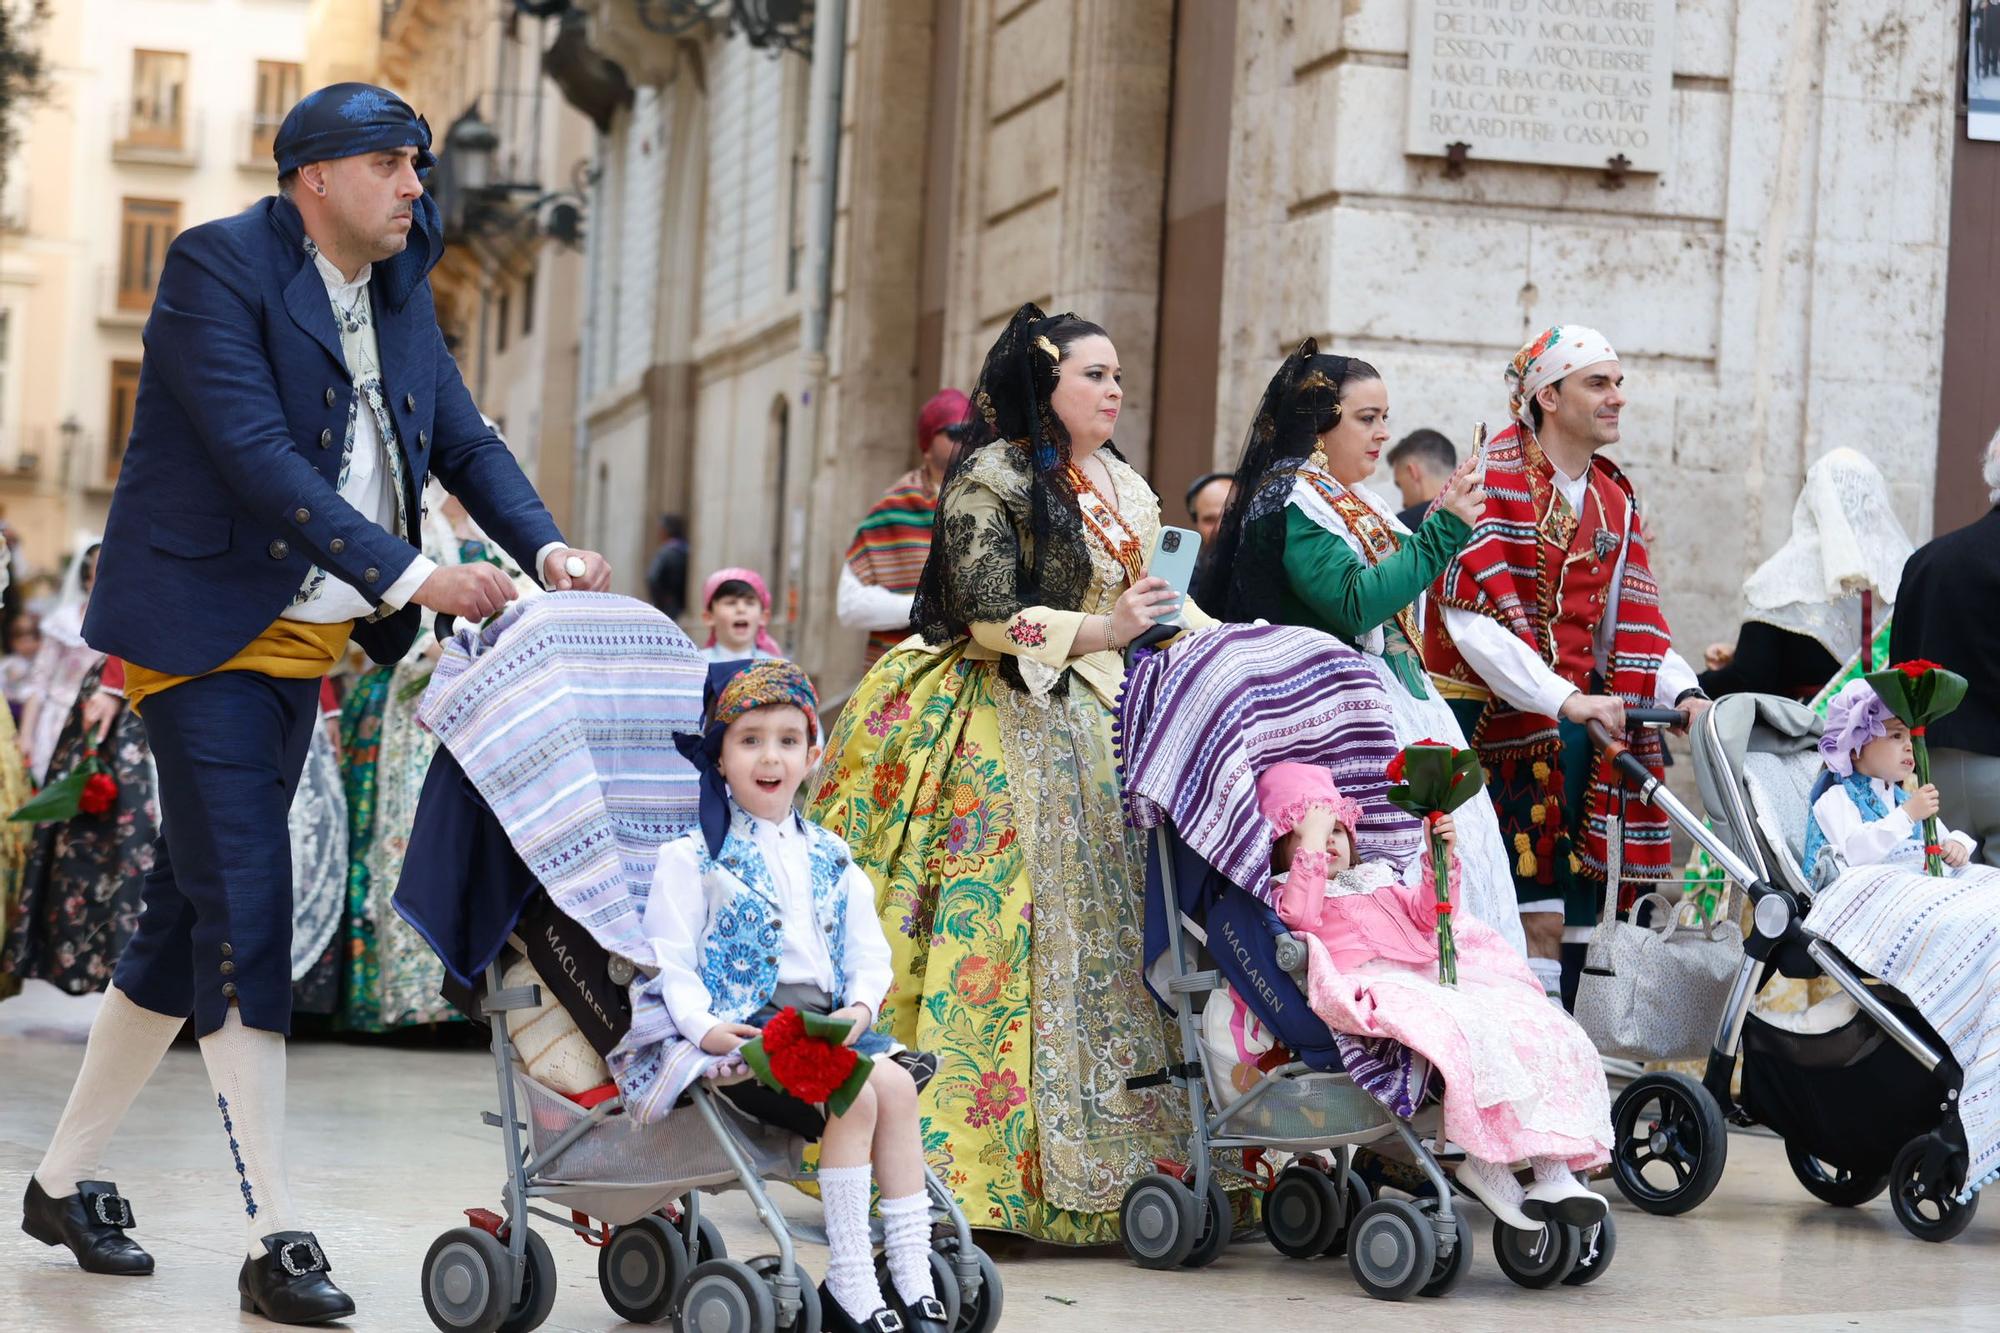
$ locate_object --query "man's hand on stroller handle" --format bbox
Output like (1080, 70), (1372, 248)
(699, 1020), (763, 1055)
(1559, 692), (1626, 731)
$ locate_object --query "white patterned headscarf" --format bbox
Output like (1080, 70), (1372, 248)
(1506, 325), (1619, 427)
(1739, 448), (1913, 662)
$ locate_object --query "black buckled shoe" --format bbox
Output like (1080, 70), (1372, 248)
(819, 1282), (906, 1333)
(238, 1231), (355, 1325)
(888, 1290), (950, 1333)
(20, 1177), (154, 1276)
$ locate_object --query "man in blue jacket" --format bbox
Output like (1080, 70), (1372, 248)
(17, 84), (607, 1324)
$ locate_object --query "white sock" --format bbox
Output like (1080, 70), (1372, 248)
(34, 986), (183, 1197)
(818, 1164), (885, 1321)
(878, 1191), (938, 1307)
(1527, 955), (1563, 1000)
(198, 1007), (300, 1257)
(1462, 1154), (1527, 1210)
(1531, 1156), (1577, 1185)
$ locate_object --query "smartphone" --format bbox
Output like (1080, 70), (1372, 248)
(1146, 525), (1202, 626)
(1471, 420), (1488, 486)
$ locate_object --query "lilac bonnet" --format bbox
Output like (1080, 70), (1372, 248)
(1818, 678), (1895, 777)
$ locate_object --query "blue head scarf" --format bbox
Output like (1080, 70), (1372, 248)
(272, 82), (442, 311)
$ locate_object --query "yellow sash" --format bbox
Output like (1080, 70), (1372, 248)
(123, 618), (353, 713)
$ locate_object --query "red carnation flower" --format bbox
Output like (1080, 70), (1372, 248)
(1894, 659), (1946, 680)
(1385, 753), (1407, 782)
(78, 773), (119, 816)
(762, 1007), (859, 1105)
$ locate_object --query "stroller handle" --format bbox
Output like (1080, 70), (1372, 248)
(435, 613), (458, 643)
(1584, 713), (1765, 891)
(1129, 620), (1181, 654)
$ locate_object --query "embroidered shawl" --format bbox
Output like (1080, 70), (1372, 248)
(845, 467), (937, 661)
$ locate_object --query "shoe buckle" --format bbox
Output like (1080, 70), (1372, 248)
(278, 1238), (327, 1277)
(916, 1296), (947, 1321)
(870, 1313), (905, 1333)
(86, 1192), (134, 1229)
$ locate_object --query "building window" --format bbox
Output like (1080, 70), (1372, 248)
(107, 360), (142, 480)
(251, 61), (302, 163)
(118, 198), (180, 311)
(496, 289), (511, 354)
(126, 50), (188, 150)
(521, 269), (536, 336)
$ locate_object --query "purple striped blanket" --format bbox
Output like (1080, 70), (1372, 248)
(413, 592), (709, 1122)
(1117, 622), (1423, 906)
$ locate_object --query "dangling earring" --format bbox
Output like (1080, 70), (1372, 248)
(1308, 403), (1342, 472)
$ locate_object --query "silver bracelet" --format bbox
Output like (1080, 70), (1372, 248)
(1104, 614), (1122, 652)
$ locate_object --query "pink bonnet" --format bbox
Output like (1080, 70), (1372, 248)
(1256, 762), (1363, 840)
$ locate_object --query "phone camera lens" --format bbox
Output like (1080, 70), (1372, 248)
(1162, 531), (1180, 552)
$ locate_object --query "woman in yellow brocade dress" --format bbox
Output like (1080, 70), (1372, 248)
(811, 304), (1210, 1242)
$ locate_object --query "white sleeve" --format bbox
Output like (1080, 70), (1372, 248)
(643, 837), (725, 1042)
(1444, 607), (1577, 719)
(1655, 648), (1701, 706)
(1812, 785), (1917, 868)
(836, 859), (893, 1023)
(836, 565), (916, 633)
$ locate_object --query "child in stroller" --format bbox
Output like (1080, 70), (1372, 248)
(1803, 680), (1978, 878)
(1257, 762), (1612, 1232)
(395, 594), (998, 1333)
(648, 659), (944, 1333)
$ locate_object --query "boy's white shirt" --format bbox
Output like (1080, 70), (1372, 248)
(643, 805), (893, 1046)
(1811, 774), (1977, 868)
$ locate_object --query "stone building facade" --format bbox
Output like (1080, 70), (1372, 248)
(553, 0), (1968, 695)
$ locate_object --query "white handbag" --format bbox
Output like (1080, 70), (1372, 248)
(1574, 886), (1743, 1063)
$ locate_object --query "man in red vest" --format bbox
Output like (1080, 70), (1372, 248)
(1425, 326), (1710, 1005)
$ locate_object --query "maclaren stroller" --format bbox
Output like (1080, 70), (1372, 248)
(392, 594), (1000, 1332)
(1590, 692), (1972, 1241)
(1111, 623), (1619, 1300)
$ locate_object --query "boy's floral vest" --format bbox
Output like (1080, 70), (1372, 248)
(692, 805), (857, 1022)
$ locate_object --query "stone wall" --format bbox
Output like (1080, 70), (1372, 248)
(1215, 0), (1958, 659)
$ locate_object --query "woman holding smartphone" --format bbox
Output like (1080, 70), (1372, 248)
(1198, 339), (1526, 956)
(811, 303), (1214, 1244)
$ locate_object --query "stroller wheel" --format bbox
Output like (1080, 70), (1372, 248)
(748, 1255), (821, 1333)
(1890, 1135), (1978, 1243)
(1560, 1211), (1616, 1286)
(496, 1228), (559, 1333)
(1263, 1164), (1342, 1258)
(1490, 1217), (1579, 1289)
(1181, 1172), (1234, 1269)
(1321, 1171), (1373, 1258)
(677, 1258), (777, 1333)
(664, 1195), (728, 1264)
(942, 1243), (1003, 1333)
(1119, 1172), (1198, 1268)
(1415, 1201), (1473, 1298)
(1609, 1072), (1727, 1216)
(1345, 1199), (1437, 1301)
(1784, 1141), (1890, 1208)
(422, 1226), (511, 1333)
(599, 1215), (688, 1324)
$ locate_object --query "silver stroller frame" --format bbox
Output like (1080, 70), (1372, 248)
(416, 959), (1002, 1333)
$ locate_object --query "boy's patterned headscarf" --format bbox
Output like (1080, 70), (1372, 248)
(1506, 325), (1618, 427)
(673, 659), (820, 856)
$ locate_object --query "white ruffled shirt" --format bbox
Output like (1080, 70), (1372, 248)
(1810, 775), (1976, 869)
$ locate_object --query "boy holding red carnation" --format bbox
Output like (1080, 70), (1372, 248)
(645, 659), (944, 1333)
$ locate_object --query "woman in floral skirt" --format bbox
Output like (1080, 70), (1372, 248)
(811, 304), (1206, 1242)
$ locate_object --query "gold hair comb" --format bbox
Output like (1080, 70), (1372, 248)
(1034, 334), (1060, 362)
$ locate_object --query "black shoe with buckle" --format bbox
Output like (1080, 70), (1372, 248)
(238, 1231), (355, 1325)
(819, 1283), (906, 1333)
(20, 1177), (154, 1276)
(888, 1289), (950, 1333)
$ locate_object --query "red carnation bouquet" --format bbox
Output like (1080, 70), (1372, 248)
(10, 749), (119, 824)
(1864, 659), (1969, 876)
(1384, 738), (1488, 985)
(737, 1008), (875, 1115)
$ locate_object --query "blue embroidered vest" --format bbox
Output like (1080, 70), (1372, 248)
(692, 807), (855, 1023)
(1802, 772), (1921, 879)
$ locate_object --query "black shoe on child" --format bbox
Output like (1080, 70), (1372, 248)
(237, 1231), (356, 1325)
(20, 1177), (154, 1276)
(819, 1282), (908, 1333)
(888, 1288), (951, 1333)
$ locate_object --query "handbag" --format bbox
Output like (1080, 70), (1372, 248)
(1574, 884), (1743, 1063)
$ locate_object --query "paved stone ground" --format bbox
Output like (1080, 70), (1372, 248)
(4, 981), (1997, 1332)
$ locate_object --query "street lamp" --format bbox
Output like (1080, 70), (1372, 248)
(440, 106), (593, 250)
(445, 111), (500, 198)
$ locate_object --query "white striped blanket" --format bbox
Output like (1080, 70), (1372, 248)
(1806, 861), (2000, 1199)
(1118, 622), (1424, 905)
(415, 592), (710, 1123)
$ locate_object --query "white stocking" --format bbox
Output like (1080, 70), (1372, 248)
(818, 1164), (885, 1321)
(34, 986), (183, 1197)
(877, 1191), (937, 1307)
(198, 1007), (300, 1257)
